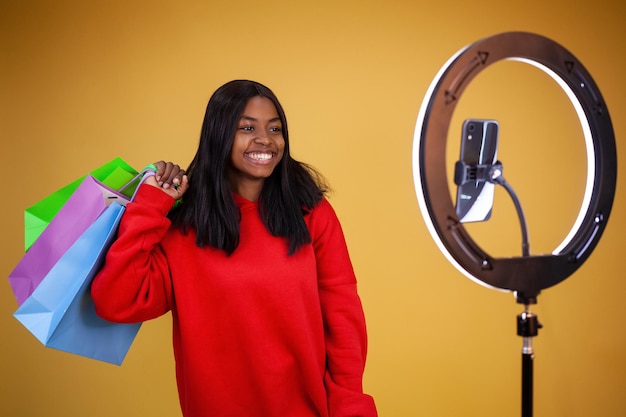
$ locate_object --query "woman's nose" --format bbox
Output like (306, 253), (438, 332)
(254, 135), (271, 145)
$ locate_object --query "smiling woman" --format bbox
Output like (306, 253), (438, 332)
(90, 80), (378, 417)
(229, 95), (286, 200)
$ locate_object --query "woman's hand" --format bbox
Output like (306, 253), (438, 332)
(144, 161), (189, 200)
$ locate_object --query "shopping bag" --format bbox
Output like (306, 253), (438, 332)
(10, 173), (135, 306)
(24, 157), (137, 251)
(13, 201), (141, 365)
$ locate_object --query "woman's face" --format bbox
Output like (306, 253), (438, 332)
(227, 96), (285, 199)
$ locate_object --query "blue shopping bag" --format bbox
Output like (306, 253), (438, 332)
(13, 201), (141, 365)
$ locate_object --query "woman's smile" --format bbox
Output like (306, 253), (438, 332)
(245, 151), (277, 163)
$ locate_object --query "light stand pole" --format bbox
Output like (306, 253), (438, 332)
(518, 300), (541, 417)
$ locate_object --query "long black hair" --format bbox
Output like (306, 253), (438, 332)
(169, 80), (328, 255)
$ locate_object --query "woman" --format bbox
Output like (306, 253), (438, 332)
(92, 80), (377, 417)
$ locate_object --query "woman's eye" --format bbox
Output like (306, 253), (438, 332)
(269, 126), (282, 133)
(240, 126), (253, 131)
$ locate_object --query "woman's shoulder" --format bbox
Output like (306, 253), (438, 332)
(309, 195), (333, 214)
(307, 196), (342, 228)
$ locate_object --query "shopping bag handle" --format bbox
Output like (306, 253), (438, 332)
(118, 165), (157, 201)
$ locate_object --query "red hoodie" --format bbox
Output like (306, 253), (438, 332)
(91, 185), (377, 417)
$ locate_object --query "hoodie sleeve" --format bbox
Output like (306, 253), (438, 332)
(308, 198), (378, 417)
(91, 184), (176, 323)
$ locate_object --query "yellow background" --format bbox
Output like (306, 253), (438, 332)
(1, 0), (624, 416)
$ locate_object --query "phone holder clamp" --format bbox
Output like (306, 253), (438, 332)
(454, 160), (503, 186)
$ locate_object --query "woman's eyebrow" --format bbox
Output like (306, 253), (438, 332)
(239, 115), (281, 123)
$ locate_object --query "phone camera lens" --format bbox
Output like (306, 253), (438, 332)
(468, 123), (475, 133)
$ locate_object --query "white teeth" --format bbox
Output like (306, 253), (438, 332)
(247, 152), (272, 161)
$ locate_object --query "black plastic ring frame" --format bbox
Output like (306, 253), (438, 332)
(413, 32), (617, 301)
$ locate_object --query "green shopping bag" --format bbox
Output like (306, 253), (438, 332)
(24, 157), (138, 251)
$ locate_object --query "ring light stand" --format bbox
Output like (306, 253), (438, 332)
(412, 32), (616, 417)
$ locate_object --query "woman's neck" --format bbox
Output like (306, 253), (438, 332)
(230, 179), (264, 202)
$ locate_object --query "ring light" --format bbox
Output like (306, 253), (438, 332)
(413, 31), (617, 302)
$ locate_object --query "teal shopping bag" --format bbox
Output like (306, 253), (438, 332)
(14, 202), (141, 365)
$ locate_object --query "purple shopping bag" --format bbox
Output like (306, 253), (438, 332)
(11, 168), (155, 364)
(9, 172), (142, 305)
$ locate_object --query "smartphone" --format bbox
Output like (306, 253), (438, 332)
(455, 119), (500, 223)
